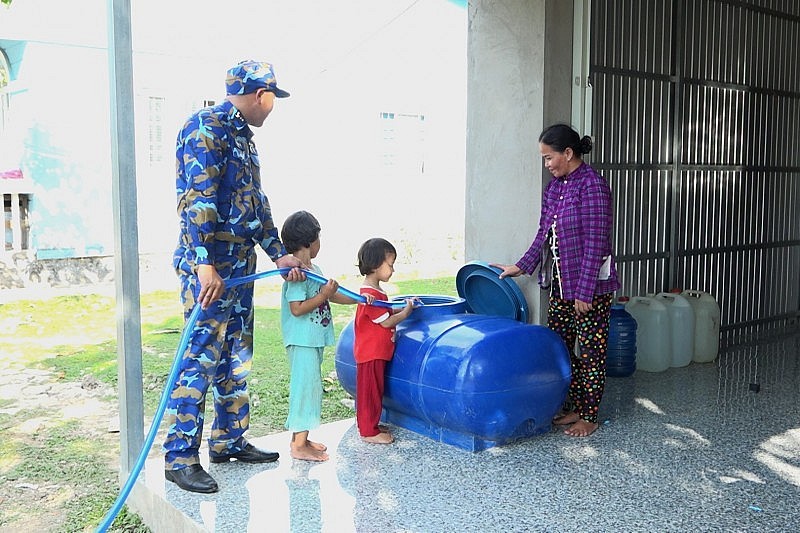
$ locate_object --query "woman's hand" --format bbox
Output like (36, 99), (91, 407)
(362, 293), (376, 305)
(490, 263), (523, 279)
(574, 299), (593, 315)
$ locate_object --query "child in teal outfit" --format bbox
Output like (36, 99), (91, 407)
(280, 211), (370, 461)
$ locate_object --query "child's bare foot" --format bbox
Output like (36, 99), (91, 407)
(290, 443), (330, 462)
(553, 411), (580, 426)
(307, 440), (327, 452)
(361, 432), (394, 444)
(564, 419), (598, 437)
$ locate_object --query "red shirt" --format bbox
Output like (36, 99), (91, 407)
(353, 286), (396, 363)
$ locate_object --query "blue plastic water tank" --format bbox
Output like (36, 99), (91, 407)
(334, 262), (572, 452)
(607, 301), (637, 377)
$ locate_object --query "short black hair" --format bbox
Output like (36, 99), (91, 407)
(357, 238), (396, 275)
(280, 210), (321, 253)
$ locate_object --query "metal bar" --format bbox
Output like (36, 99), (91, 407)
(107, 0), (143, 476)
(668, 0), (684, 290)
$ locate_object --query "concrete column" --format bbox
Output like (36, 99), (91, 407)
(465, 0), (575, 324)
(108, 0), (144, 475)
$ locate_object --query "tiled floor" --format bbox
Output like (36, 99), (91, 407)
(137, 331), (800, 532)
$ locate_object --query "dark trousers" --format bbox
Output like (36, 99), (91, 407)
(547, 293), (613, 423)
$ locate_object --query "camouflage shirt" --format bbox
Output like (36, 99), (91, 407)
(173, 99), (286, 271)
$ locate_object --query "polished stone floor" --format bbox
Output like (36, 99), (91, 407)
(137, 331), (800, 532)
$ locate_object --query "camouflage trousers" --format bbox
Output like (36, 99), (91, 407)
(163, 242), (258, 469)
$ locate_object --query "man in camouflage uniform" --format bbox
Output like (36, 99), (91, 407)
(164, 60), (303, 493)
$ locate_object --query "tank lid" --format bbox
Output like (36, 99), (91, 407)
(456, 261), (529, 322)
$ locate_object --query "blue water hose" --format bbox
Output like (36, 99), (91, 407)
(96, 267), (405, 532)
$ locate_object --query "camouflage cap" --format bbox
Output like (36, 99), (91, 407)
(225, 60), (290, 98)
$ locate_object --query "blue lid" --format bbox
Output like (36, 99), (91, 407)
(456, 261), (529, 322)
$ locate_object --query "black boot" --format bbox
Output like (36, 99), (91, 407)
(165, 464), (219, 493)
(210, 443), (279, 464)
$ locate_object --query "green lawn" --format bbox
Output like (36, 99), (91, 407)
(33, 276), (457, 433)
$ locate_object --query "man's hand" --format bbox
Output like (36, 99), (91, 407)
(197, 264), (225, 309)
(275, 255), (306, 281)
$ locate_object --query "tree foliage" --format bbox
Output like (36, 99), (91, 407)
(1, 0), (12, 6)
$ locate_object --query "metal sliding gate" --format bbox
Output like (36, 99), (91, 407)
(589, 0), (800, 345)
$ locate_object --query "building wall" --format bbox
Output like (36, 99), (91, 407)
(465, 0), (574, 325)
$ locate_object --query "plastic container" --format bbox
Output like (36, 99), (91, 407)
(607, 299), (637, 377)
(681, 289), (721, 363)
(624, 296), (671, 372)
(653, 292), (695, 367)
(334, 262), (572, 452)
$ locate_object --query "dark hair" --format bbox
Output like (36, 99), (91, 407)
(357, 238), (397, 276)
(538, 123), (592, 156)
(280, 210), (321, 253)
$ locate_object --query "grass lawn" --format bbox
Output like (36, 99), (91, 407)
(0, 275), (456, 532)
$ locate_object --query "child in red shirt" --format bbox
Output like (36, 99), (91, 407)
(353, 238), (417, 444)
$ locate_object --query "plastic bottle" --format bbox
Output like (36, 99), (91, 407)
(624, 296), (671, 372)
(653, 292), (695, 367)
(607, 297), (637, 377)
(681, 289), (721, 363)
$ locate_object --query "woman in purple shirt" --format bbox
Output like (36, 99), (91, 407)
(493, 124), (619, 437)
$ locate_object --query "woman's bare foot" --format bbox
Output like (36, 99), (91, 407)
(307, 440), (327, 452)
(290, 443), (330, 462)
(564, 419), (598, 437)
(361, 432), (394, 444)
(553, 411), (580, 426)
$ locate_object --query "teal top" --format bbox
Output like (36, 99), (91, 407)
(280, 264), (335, 348)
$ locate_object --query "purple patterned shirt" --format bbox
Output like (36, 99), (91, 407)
(516, 162), (620, 303)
